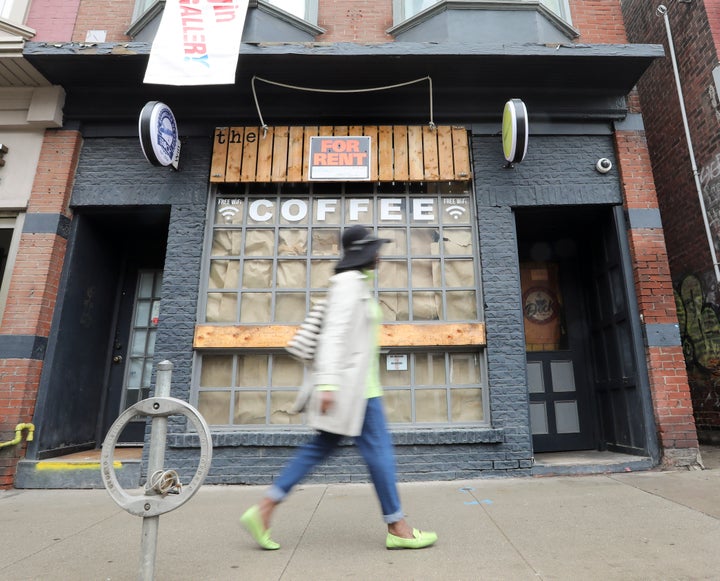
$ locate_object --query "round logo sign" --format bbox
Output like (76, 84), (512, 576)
(502, 98), (529, 164)
(523, 287), (558, 325)
(139, 101), (180, 167)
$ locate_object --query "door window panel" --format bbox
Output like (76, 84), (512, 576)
(121, 270), (162, 412)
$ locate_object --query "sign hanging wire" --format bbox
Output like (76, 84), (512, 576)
(251, 75), (435, 136)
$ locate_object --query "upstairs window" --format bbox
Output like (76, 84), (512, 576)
(1, 0), (31, 23)
(265, 0), (317, 23)
(132, 0), (318, 26)
(394, 0), (571, 24)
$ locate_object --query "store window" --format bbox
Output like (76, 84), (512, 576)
(204, 182), (478, 324)
(196, 181), (487, 427)
(131, 0), (317, 26)
(0, 0), (30, 22)
(265, 0), (317, 22)
(394, 0), (571, 23)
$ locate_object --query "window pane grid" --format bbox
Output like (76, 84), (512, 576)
(199, 182), (486, 427)
(197, 350), (486, 427)
(205, 183), (481, 324)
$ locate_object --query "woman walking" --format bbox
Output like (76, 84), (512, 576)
(240, 225), (437, 551)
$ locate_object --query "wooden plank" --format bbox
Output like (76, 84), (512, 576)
(451, 126), (471, 180)
(255, 127), (274, 182)
(302, 126), (318, 182)
(240, 126), (260, 182)
(194, 322), (486, 349)
(225, 126), (244, 182)
(349, 125), (363, 136)
(422, 125), (440, 180)
(381, 323), (485, 347)
(378, 126), (394, 181)
(210, 127), (229, 182)
(195, 325), (297, 349)
(393, 126), (409, 181)
(363, 125), (379, 181)
(333, 126), (348, 136)
(271, 126), (289, 181)
(437, 125), (455, 180)
(287, 126), (305, 182)
(407, 126), (424, 181)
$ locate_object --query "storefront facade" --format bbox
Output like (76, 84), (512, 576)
(2, 0), (701, 487)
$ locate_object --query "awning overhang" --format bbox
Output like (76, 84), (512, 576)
(23, 41), (665, 127)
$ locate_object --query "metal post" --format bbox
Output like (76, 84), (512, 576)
(139, 360), (173, 581)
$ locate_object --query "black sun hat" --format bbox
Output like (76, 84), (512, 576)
(335, 225), (391, 271)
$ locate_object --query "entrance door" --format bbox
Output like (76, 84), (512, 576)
(522, 261), (595, 452)
(96, 209), (169, 445)
(102, 267), (163, 443)
(586, 209), (647, 454)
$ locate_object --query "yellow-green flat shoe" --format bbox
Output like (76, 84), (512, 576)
(240, 505), (280, 550)
(386, 528), (438, 550)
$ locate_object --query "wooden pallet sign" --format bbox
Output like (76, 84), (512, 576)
(210, 125), (471, 183)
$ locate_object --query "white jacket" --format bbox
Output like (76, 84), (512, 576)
(292, 270), (373, 436)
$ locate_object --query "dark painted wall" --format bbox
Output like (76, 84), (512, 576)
(38, 129), (645, 480)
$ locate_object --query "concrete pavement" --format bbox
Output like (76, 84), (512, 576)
(2, 455), (720, 580)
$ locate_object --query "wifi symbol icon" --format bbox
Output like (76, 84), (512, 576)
(219, 206), (240, 222)
(445, 205), (467, 220)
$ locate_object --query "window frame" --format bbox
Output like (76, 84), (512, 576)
(0, 0), (31, 24)
(199, 183), (483, 325)
(392, 0), (572, 26)
(130, 0), (318, 27)
(194, 181), (489, 429)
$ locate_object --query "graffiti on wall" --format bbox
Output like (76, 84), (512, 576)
(675, 274), (720, 428)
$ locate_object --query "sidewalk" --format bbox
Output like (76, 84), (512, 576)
(2, 454), (720, 580)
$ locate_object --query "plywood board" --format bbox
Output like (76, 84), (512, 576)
(195, 323), (485, 349)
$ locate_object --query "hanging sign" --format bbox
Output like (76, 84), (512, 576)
(502, 98), (529, 165)
(309, 136), (371, 180)
(139, 101), (181, 169)
(144, 0), (249, 86)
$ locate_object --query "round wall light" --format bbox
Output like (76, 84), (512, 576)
(139, 101), (180, 169)
(502, 98), (529, 166)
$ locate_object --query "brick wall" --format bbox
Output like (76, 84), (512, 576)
(623, 0), (720, 434)
(613, 127), (699, 460)
(571, 0), (628, 43)
(72, 0), (135, 43)
(0, 130), (82, 488)
(622, 0), (718, 278)
(26, 0), (82, 41)
(318, 0), (393, 42)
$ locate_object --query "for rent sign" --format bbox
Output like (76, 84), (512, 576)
(309, 136), (371, 181)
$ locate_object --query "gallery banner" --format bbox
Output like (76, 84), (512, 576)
(144, 0), (248, 86)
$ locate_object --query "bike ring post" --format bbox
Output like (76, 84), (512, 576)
(140, 359), (170, 581)
(101, 360), (213, 581)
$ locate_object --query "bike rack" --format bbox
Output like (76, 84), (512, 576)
(101, 360), (212, 580)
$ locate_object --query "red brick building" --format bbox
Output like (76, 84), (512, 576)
(0, 0), (703, 488)
(622, 0), (720, 444)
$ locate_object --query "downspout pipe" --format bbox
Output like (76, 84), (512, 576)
(0, 423), (35, 449)
(657, 3), (720, 283)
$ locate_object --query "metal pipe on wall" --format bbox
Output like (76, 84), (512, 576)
(657, 3), (720, 283)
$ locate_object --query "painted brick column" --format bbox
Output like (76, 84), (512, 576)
(0, 130), (82, 488)
(614, 122), (700, 468)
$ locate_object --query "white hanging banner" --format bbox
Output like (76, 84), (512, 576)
(144, 0), (248, 86)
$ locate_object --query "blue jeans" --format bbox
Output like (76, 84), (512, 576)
(266, 397), (404, 524)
